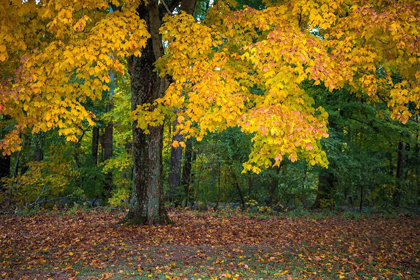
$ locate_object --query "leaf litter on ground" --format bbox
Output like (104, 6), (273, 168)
(0, 209), (419, 279)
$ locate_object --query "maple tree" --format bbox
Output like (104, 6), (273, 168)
(1, 0), (419, 223)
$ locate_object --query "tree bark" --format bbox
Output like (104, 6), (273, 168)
(181, 138), (193, 206)
(215, 158), (221, 209)
(125, 0), (169, 225)
(416, 122), (420, 203)
(0, 156), (10, 191)
(92, 126), (99, 164)
(104, 120), (113, 161)
(125, 0), (197, 225)
(74, 129), (86, 168)
(181, 0), (196, 14)
(393, 141), (405, 207)
(168, 121), (183, 204)
(0, 122), (11, 191)
(103, 102), (114, 197)
(34, 134), (43, 162)
(247, 175), (253, 198)
(231, 168), (245, 208)
(312, 169), (335, 209)
(267, 166), (280, 206)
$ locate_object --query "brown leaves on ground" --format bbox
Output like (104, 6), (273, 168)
(0, 210), (419, 279)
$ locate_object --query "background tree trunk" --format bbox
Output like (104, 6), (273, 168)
(167, 0), (197, 206)
(103, 102), (114, 197)
(168, 121), (183, 205)
(181, 138), (193, 207)
(92, 126), (99, 164)
(231, 168), (245, 208)
(393, 141), (405, 207)
(0, 156), (10, 191)
(267, 166), (280, 206)
(312, 169), (335, 209)
(104, 123), (113, 161)
(34, 134), (43, 162)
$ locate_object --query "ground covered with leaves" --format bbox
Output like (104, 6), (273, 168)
(1, 209), (419, 279)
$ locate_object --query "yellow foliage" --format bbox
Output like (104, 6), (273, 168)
(0, 1), (149, 155)
(1, 156), (78, 206)
(145, 0), (418, 172)
(1, 0), (418, 172)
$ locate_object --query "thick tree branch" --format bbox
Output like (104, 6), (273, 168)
(149, 0), (165, 60)
(181, 0), (197, 14)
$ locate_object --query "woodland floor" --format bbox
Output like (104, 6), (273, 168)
(0, 208), (419, 280)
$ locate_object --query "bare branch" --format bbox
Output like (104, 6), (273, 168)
(161, 0), (173, 15)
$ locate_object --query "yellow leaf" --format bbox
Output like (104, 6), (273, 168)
(172, 140), (180, 148)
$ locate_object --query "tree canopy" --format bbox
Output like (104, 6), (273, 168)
(0, 0), (148, 152)
(1, 0), (418, 171)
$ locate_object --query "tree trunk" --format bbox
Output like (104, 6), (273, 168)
(231, 168), (245, 208)
(393, 141), (405, 207)
(6, 149), (22, 207)
(312, 169), (335, 209)
(168, 121), (183, 205)
(0, 122), (11, 191)
(181, 0), (196, 14)
(313, 112), (337, 209)
(215, 158), (221, 209)
(125, 0), (197, 225)
(127, 66), (169, 224)
(34, 134), (43, 162)
(104, 122), (113, 161)
(247, 175), (253, 198)
(74, 130), (86, 168)
(181, 138), (193, 207)
(0, 156), (10, 191)
(125, 0), (169, 225)
(20, 135), (31, 175)
(416, 121), (420, 204)
(92, 126), (99, 164)
(103, 102), (114, 197)
(267, 166), (280, 206)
